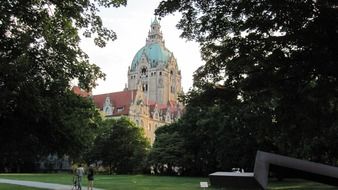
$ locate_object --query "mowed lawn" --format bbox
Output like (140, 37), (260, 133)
(0, 183), (47, 190)
(0, 173), (205, 190)
(0, 173), (336, 190)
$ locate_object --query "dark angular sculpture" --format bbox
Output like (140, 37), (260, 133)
(209, 151), (338, 189)
(209, 172), (260, 189)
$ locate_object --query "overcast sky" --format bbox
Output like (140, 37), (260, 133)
(80, 0), (204, 95)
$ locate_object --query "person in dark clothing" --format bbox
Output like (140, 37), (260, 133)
(87, 165), (94, 190)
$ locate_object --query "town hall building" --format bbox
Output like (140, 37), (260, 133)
(90, 18), (184, 143)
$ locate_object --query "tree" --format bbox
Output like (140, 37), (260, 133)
(156, 0), (338, 164)
(0, 0), (127, 172)
(89, 117), (150, 174)
(150, 86), (272, 176)
(148, 123), (185, 175)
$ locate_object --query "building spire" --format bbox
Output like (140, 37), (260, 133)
(146, 17), (164, 46)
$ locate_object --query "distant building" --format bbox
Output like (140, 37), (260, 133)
(90, 18), (184, 143)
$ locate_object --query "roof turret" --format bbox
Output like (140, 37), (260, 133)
(146, 17), (164, 46)
(130, 17), (174, 71)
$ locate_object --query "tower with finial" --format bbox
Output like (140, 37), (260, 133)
(146, 17), (165, 46)
(128, 17), (182, 105)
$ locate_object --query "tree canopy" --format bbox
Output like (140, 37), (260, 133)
(0, 0), (127, 172)
(148, 123), (185, 175)
(153, 0), (338, 173)
(88, 117), (150, 174)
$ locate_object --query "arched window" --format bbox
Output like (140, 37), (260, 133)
(171, 86), (175, 93)
(142, 83), (148, 92)
(141, 67), (147, 75)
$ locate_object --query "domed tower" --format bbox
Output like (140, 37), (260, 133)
(128, 18), (182, 104)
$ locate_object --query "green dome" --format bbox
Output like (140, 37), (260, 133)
(131, 43), (172, 71)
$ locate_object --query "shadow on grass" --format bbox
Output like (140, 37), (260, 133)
(267, 178), (336, 190)
(207, 178), (337, 190)
(0, 183), (48, 190)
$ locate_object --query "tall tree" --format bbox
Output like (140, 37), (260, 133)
(156, 0), (338, 164)
(89, 117), (150, 174)
(150, 86), (271, 176)
(0, 0), (127, 172)
(148, 122), (186, 175)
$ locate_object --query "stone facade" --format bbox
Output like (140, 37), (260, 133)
(91, 18), (183, 143)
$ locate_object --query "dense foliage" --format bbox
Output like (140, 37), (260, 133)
(152, 0), (338, 175)
(148, 123), (185, 175)
(149, 90), (265, 176)
(0, 0), (127, 172)
(88, 117), (150, 174)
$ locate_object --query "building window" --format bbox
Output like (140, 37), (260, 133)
(117, 107), (124, 113)
(142, 83), (148, 92)
(159, 71), (162, 76)
(171, 86), (175, 93)
(141, 67), (147, 75)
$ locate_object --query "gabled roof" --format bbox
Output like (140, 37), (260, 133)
(148, 101), (181, 114)
(92, 90), (137, 116)
(92, 89), (183, 120)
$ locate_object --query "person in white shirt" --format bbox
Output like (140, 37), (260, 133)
(76, 164), (85, 190)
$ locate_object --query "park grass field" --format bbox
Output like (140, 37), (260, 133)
(0, 173), (336, 190)
(0, 183), (47, 190)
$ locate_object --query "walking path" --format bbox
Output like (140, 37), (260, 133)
(0, 178), (104, 190)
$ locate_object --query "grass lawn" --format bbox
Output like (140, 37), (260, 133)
(0, 173), (336, 190)
(0, 173), (206, 190)
(268, 179), (336, 190)
(0, 183), (47, 190)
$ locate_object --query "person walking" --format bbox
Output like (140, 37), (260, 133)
(87, 165), (95, 190)
(76, 164), (85, 190)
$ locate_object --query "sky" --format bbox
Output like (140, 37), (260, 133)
(79, 0), (204, 95)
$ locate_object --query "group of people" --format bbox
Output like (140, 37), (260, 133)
(75, 164), (95, 190)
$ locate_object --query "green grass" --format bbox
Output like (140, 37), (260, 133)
(0, 173), (73, 184)
(268, 179), (336, 190)
(0, 173), (206, 190)
(0, 173), (336, 190)
(0, 183), (47, 190)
